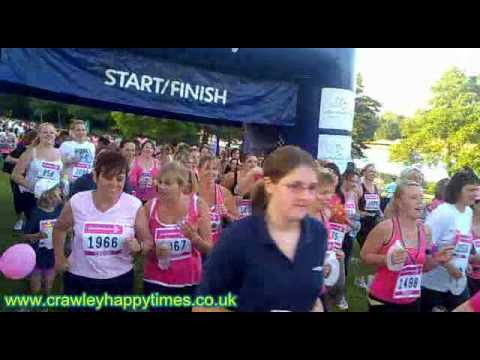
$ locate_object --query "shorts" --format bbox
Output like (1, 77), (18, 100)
(143, 282), (197, 312)
(34, 247), (55, 270)
(368, 294), (421, 312)
(420, 286), (470, 312)
(63, 270), (134, 312)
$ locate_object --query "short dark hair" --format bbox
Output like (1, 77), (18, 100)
(120, 138), (137, 150)
(140, 140), (155, 151)
(435, 178), (450, 201)
(445, 168), (479, 204)
(94, 150), (128, 178)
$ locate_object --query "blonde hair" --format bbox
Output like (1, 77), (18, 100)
(391, 180), (422, 216)
(157, 161), (189, 188)
(314, 166), (336, 187)
(37, 185), (61, 209)
(33, 122), (56, 146)
(399, 166), (424, 186)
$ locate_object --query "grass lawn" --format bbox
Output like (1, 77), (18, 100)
(0, 170), (371, 312)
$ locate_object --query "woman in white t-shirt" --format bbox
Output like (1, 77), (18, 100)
(59, 119), (96, 184)
(421, 168), (479, 312)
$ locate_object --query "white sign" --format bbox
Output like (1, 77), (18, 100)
(319, 88), (355, 131)
(317, 134), (351, 173)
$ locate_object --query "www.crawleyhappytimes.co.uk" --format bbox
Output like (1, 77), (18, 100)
(3, 292), (238, 311)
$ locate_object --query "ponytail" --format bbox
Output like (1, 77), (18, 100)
(251, 180), (268, 216)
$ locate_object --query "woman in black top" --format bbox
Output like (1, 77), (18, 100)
(194, 146), (328, 312)
(3, 130), (37, 231)
(357, 163), (383, 248)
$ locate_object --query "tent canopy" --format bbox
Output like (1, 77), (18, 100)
(0, 48), (355, 157)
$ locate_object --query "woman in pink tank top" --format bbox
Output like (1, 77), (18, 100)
(143, 161), (212, 312)
(361, 180), (453, 312)
(128, 140), (160, 203)
(52, 151), (154, 311)
(198, 155), (239, 246)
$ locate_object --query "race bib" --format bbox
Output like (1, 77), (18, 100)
(452, 235), (472, 274)
(345, 202), (356, 218)
(393, 264), (423, 299)
(39, 162), (60, 181)
(364, 194), (380, 212)
(82, 223), (127, 256)
(237, 198), (252, 218)
(154, 228), (192, 260)
(211, 211), (222, 233)
(39, 219), (56, 249)
(72, 162), (90, 179)
(330, 222), (346, 250)
(139, 172), (153, 189)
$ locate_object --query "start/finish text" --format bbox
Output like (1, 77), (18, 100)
(104, 69), (228, 106)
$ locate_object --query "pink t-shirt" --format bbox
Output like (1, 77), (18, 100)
(68, 191), (142, 279)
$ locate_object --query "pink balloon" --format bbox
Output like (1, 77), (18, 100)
(0, 244), (36, 280)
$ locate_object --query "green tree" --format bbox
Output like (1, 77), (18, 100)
(0, 93), (32, 119)
(375, 112), (405, 140)
(390, 67), (480, 174)
(352, 73), (382, 156)
(112, 112), (200, 144)
(66, 104), (114, 132)
(28, 98), (69, 127)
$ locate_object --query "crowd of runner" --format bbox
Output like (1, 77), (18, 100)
(1, 117), (480, 312)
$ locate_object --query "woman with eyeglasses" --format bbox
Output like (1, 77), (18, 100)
(193, 146), (328, 312)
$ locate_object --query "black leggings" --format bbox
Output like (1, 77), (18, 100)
(10, 180), (23, 216)
(420, 287), (470, 312)
(22, 191), (37, 221)
(342, 234), (354, 278)
(63, 270), (134, 312)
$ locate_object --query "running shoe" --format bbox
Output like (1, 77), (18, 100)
(13, 218), (24, 231)
(337, 297), (349, 310)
